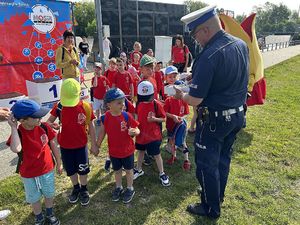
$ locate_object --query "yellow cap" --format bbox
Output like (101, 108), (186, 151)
(60, 78), (81, 107)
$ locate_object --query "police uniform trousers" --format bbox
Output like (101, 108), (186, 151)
(194, 109), (244, 217)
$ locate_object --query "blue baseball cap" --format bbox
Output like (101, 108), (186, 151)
(11, 99), (50, 120)
(165, 66), (178, 75)
(104, 88), (125, 103)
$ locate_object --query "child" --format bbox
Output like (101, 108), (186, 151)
(139, 54), (158, 99)
(113, 58), (134, 101)
(164, 67), (191, 170)
(47, 79), (98, 206)
(131, 52), (141, 72)
(97, 88), (140, 203)
(104, 58), (117, 87)
(128, 66), (141, 103)
(154, 61), (165, 100)
(7, 99), (62, 225)
(130, 41), (143, 64)
(120, 52), (129, 70)
(92, 62), (110, 125)
(134, 81), (170, 187)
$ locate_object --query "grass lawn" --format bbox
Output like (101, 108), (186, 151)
(0, 55), (300, 225)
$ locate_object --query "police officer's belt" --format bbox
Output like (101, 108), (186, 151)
(213, 105), (244, 117)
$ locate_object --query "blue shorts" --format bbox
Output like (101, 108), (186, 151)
(22, 170), (55, 204)
(61, 146), (90, 176)
(167, 120), (187, 147)
(135, 141), (161, 156)
(110, 154), (134, 171)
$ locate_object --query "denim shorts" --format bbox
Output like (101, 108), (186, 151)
(22, 170), (55, 204)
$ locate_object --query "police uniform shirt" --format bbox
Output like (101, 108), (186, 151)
(189, 30), (249, 110)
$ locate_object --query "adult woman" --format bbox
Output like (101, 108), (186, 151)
(171, 35), (189, 73)
(55, 30), (80, 81)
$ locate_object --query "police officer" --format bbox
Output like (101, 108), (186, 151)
(175, 5), (249, 218)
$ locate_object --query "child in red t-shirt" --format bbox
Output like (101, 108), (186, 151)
(130, 41), (143, 64)
(128, 66), (141, 103)
(154, 61), (165, 100)
(47, 79), (98, 207)
(7, 99), (62, 225)
(131, 52), (141, 72)
(92, 62), (110, 125)
(113, 58), (134, 100)
(97, 88), (140, 203)
(134, 81), (170, 187)
(163, 65), (191, 170)
(104, 58), (117, 87)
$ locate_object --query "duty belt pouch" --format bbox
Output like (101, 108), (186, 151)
(197, 107), (209, 124)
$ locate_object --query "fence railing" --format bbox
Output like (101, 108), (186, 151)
(260, 40), (300, 52)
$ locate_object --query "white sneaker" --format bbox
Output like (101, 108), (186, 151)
(0, 210), (11, 220)
(133, 168), (144, 180)
(160, 173), (170, 187)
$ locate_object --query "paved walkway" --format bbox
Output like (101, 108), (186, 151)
(0, 45), (299, 180)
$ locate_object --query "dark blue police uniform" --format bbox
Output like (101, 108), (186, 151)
(189, 30), (249, 218)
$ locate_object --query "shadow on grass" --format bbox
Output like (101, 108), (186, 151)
(232, 128), (253, 157)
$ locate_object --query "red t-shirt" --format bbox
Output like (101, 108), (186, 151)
(136, 100), (166, 144)
(103, 111), (139, 158)
(131, 63), (140, 72)
(50, 101), (95, 149)
(91, 75), (110, 99)
(172, 45), (189, 64)
(104, 69), (117, 87)
(130, 51), (143, 64)
(164, 96), (189, 131)
(154, 71), (164, 98)
(142, 76), (158, 99)
(113, 71), (133, 96)
(125, 98), (135, 114)
(131, 73), (141, 96)
(6, 123), (56, 178)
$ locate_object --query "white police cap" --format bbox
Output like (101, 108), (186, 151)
(181, 5), (217, 32)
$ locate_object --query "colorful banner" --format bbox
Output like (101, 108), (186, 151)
(0, 0), (72, 95)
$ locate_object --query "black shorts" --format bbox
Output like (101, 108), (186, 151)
(110, 154), (134, 171)
(135, 141), (161, 156)
(61, 146), (90, 176)
(173, 63), (185, 73)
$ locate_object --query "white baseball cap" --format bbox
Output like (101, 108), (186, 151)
(137, 81), (154, 96)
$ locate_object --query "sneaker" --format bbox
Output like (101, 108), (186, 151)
(35, 218), (45, 225)
(183, 160), (191, 171)
(112, 187), (123, 202)
(122, 188), (135, 204)
(104, 159), (111, 172)
(46, 214), (60, 225)
(96, 119), (101, 126)
(166, 156), (177, 165)
(69, 188), (80, 204)
(79, 190), (90, 206)
(160, 173), (170, 187)
(133, 168), (144, 180)
(143, 154), (152, 166)
(0, 209), (11, 220)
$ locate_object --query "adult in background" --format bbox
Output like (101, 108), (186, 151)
(79, 36), (90, 71)
(171, 34), (189, 73)
(55, 30), (80, 81)
(175, 5), (249, 218)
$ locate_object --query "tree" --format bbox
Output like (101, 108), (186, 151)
(85, 19), (97, 37)
(73, 1), (95, 37)
(184, 0), (208, 13)
(235, 14), (246, 23)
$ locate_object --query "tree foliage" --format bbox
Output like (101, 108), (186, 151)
(73, 1), (96, 37)
(253, 2), (299, 35)
(184, 0), (208, 13)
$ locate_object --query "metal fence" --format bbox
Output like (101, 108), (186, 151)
(260, 40), (300, 52)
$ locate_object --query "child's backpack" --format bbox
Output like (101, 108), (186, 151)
(56, 100), (92, 130)
(15, 123), (55, 173)
(184, 45), (193, 67)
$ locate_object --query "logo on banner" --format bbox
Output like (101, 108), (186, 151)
(29, 4), (56, 34)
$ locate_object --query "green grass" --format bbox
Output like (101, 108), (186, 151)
(1, 55), (300, 225)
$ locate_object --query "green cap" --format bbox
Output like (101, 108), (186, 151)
(60, 78), (81, 107)
(140, 54), (154, 67)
